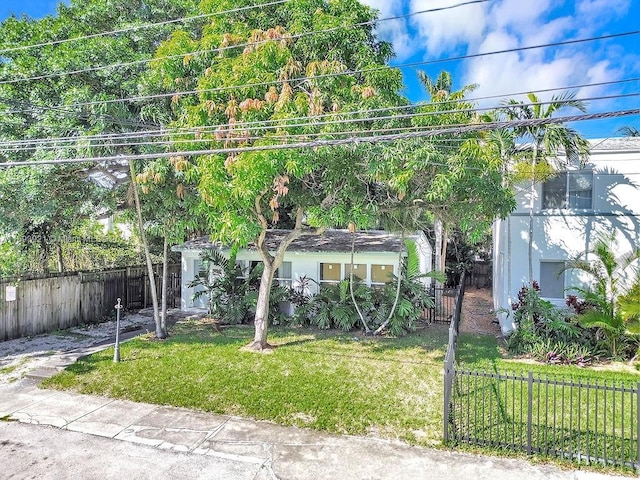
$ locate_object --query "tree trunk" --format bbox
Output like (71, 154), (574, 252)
(161, 233), (169, 335)
(441, 225), (449, 279)
(249, 260), (276, 350)
(56, 243), (64, 273)
(434, 218), (444, 313)
(129, 161), (165, 339)
(434, 219), (443, 284)
(349, 227), (371, 333)
(373, 244), (404, 336)
(528, 146), (538, 284)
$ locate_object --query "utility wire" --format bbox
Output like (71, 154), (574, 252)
(0, 0), (290, 54)
(1, 108), (638, 168)
(0, 0), (490, 86)
(2, 89), (638, 150)
(5, 29), (638, 116)
(3, 76), (638, 150)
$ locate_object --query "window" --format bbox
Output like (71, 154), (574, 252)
(371, 264), (393, 285)
(345, 263), (367, 281)
(542, 171), (593, 209)
(320, 262), (341, 288)
(192, 259), (209, 308)
(539, 261), (565, 298)
(276, 262), (292, 287)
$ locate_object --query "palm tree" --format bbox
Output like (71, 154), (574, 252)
(619, 126), (640, 137)
(562, 232), (640, 357)
(501, 92), (590, 283)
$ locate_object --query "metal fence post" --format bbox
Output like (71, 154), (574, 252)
(527, 371), (533, 455)
(444, 361), (451, 443)
(637, 382), (640, 472)
(113, 298), (122, 363)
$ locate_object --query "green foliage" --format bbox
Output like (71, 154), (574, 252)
(292, 278), (373, 331)
(290, 257), (435, 336)
(0, 0), (201, 274)
(563, 231), (640, 357)
(145, 0), (408, 346)
(373, 257), (436, 336)
(374, 71), (516, 246)
(188, 249), (293, 326)
(505, 283), (597, 365)
(188, 249), (261, 324)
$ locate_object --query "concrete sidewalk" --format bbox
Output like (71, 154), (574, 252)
(0, 379), (630, 480)
(0, 321), (632, 480)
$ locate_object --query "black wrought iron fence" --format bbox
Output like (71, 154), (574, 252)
(446, 369), (639, 470)
(425, 285), (460, 324)
(442, 278), (640, 472)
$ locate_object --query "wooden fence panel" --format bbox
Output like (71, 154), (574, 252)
(0, 264), (180, 342)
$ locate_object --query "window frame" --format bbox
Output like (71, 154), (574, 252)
(370, 263), (394, 286)
(319, 262), (342, 288)
(275, 261), (292, 287)
(541, 170), (593, 210)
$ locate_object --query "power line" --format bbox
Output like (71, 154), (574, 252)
(0, 0), (289, 55)
(3, 76), (638, 152)
(1, 108), (638, 168)
(2, 89), (638, 151)
(5, 29), (638, 116)
(0, 0), (490, 86)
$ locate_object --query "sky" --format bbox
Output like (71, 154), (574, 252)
(2, 0), (639, 139)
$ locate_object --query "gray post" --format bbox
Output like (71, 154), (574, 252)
(637, 382), (640, 472)
(114, 298), (122, 363)
(444, 361), (451, 443)
(527, 371), (533, 455)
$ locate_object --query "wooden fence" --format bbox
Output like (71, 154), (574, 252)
(0, 264), (180, 342)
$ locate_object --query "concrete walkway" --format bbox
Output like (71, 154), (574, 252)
(0, 377), (630, 480)
(0, 317), (633, 479)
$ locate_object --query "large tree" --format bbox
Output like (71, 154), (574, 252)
(0, 0), (199, 270)
(148, 0), (405, 350)
(0, 0), (201, 336)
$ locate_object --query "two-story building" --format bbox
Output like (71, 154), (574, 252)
(493, 137), (640, 333)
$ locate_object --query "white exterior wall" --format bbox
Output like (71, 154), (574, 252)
(179, 238), (432, 311)
(494, 139), (640, 333)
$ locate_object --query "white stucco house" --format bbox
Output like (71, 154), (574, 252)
(173, 229), (433, 311)
(493, 137), (640, 334)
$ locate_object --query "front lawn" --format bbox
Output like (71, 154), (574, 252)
(42, 318), (640, 448)
(44, 319), (454, 445)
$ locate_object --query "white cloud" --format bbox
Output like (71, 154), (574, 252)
(488, 0), (552, 33)
(358, 0), (636, 132)
(359, 0), (417, 60)
(576, 0), (630, 19)
(455, 0), (630, 115)
(409, 0), (487, 54)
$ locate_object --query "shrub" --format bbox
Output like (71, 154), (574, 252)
(505, 283), (598, 365)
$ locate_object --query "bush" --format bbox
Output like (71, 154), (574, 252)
(505, 283), (597, 365)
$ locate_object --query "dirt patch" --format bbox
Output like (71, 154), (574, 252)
(459, 287), (502, 337)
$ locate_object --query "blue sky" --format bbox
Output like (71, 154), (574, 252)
(2, 0), (639, 139)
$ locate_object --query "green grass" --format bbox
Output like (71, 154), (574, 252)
(44, 320), (451, 445)
(42, 319), (640, 454)
(0, 364), (19, 376)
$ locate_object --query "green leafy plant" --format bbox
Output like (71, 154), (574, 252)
(372, 256), (438, 336)
(300, 278), (374, 331)
(188, 249), (261, 324)
(506, 283), (597, 363)
(563, 232), (640, 358)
